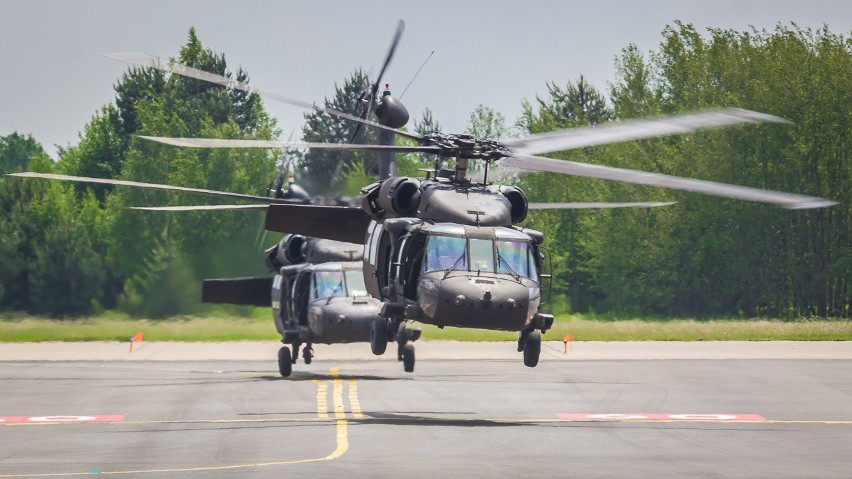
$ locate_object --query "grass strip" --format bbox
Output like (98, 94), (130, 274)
(1, 312), (850, 342)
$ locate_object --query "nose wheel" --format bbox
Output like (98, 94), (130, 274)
(372, 317), (419, 373)
(278, 346), (293, 377)
(518, 330), (541, 368)
(303, 344), (313, 365)
(370, 317), (389, 355)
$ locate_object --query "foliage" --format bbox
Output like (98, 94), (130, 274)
(516, 23), (850, 317)
(299, 69), (375, 193)
(0, 23), (848, 320)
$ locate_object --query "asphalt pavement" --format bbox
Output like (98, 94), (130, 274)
(2, 342), (851, 478)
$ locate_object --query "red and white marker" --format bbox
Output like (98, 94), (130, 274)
(556, 413), (765, 421)
(0, 415), (123, 423)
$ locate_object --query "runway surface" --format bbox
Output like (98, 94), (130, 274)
(2, 342), (852, 478)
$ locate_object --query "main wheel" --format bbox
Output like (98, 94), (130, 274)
(402, 344), (415, 373)
(523, 331), (541, 368)
(370, 317), (389, 355)
(303, 347), (313, 365)
(278, 346), (293, 377)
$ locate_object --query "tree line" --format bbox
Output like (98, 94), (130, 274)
(0, 23), (848, 318)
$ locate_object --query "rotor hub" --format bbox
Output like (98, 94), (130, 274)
(421, 133), (510, 161)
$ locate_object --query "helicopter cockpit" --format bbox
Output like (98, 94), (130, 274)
(309, 266), (369, 300)
(421, 225), (538, 279)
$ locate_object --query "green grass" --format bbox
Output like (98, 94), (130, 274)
(1, 310), (850, 342)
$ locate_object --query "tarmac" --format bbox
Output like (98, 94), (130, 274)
(2, 341), (852, 478)
(3, 339), (852, 361)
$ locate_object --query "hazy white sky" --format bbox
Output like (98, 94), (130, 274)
(1, 0), (849, 158)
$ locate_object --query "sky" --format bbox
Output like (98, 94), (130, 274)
(1, 0), (850, 159)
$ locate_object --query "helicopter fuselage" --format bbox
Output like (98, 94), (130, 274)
(362, 177), (551, 334)
(273, 261), (383, 345)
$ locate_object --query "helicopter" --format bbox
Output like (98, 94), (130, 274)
(8, 20), (838, 369)
(8, 162), (423, 375)
(201, 231), (420, 376)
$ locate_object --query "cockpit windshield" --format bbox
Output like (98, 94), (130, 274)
(496, 240), (533, 278)
(423, 234), (537, 279)
(311, 270), (369, 299)
(424, 235), (467, 271)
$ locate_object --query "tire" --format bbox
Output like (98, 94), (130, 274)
(278, 346), (293, 377)
(523, 331), (541, 368)
(303, 348), (312, 365)
(370, 317), (389, 355)
(402, 344), (415, 373)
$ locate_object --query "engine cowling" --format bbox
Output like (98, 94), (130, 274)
(264, 234), (308, 271)
(377, 177), (421, 217)
(500, 186), (528, 224)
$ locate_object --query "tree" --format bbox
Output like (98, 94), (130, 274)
(466, 104), (509, 140)
(298, 70), (376, 193)
(0, 132), (44, 175)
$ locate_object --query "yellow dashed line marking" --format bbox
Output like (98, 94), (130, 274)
(313, 380), (329, 419)
(348, 379), (364, 419)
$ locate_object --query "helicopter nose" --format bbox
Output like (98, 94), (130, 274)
(422, 275), (532, 330)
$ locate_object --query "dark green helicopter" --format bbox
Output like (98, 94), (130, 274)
(10, 20), (837, 369)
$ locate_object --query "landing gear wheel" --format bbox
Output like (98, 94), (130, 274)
(370, 317), (389, 355)
(303, 346), (313, 365)
(396, 324), (408, 361)
(523, 331), (541, 368)
(278, 346), (293, 377)
(402, 344), (415, 373)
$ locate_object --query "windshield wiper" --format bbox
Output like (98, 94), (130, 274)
(497, 252), (521, 281)
(325, 281), (344, 304)
(442, 252), (467, 279)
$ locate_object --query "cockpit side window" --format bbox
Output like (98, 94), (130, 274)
(424, 235), (467, 272)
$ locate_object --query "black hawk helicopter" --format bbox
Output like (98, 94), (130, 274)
(205, 231), (419, 377)
(9, 20), (837, 369)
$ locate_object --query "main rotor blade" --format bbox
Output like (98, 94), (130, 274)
(105, 52), (422, 141)
(7, 172), (275, 204)
(129, 204), (269, 211)
(265, 204), (371, 244)
(502, 108), (791, 156)
(502, 154), (837, 209)
(528, 201), (676, 209)
(372, 19), (405, 100)
(351, 20), (406, 142)
(137, 136), (442, 154)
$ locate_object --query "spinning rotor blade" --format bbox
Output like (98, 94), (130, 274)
(138, 136), (441, 154)
(528, 202), (676, 209)
(129, 204), (269, 211)
(502, 154), (837, 209)
(502, 108), (790, 156)
(372, 20), (405, 102)
(351, 20), (406, 141)
(105, 52), (422, 141)
(8, 172), (275, 204)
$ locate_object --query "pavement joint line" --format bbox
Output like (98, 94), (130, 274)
(4, 417), (852, 427)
